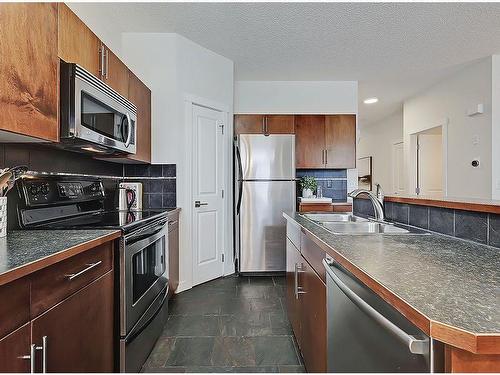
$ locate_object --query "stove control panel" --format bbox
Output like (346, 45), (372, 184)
(22, 178), (105, 206)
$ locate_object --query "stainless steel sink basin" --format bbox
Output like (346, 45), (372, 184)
(303, 213), (368, 222)
(321, 222), (411, 234)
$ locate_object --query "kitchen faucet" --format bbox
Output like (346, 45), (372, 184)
(349, 184), (385, 221)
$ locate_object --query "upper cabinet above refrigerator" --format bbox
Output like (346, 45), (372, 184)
(234, 115), (295, 135)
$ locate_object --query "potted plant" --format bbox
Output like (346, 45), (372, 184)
(300, 176), (317, 198)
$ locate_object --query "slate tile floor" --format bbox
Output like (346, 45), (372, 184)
(142, 275), (305, 373)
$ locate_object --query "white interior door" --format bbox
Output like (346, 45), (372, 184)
(418, 134), (443, 196)
(392, 142), (405, 195)
(192, 104), (225, 285)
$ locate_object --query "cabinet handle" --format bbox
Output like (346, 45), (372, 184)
(65, 261), (102, 281)
(325, 149), (328, 165)
(18, 344), (36, 373)
(321, 150), (325, 165)
(262, 117), (266, 134)
(105, 47), (109, 80)
(41, 336), (48, 373)
(294, 263), (306, 299)
(264, 116), (269, 135)
(99, 45), (105, 79)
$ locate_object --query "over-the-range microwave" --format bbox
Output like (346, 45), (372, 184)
(60, 61), (137, 155)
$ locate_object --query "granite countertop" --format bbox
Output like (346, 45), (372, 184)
(284, 212), (500, 351)
(0, 230), (120, 285)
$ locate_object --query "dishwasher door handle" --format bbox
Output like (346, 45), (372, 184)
(322, 259), (429, 355)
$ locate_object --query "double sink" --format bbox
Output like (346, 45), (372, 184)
(303, 213), (427, 235)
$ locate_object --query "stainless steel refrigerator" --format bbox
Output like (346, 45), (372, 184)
(234, 134), (296, 273)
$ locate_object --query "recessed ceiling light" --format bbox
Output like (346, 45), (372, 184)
(363, 97), (379, 104)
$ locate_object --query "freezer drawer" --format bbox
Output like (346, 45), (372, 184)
(239, 180), (295, 272)
(324, 258), (431, 373)
(238, 134), (295, 179)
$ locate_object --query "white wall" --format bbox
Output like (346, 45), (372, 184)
(492, 55), (500, 199)
(358, 109), (404, 193)
(235, 81), (358, 114)
(120, 33), (234, 292)
(403, 57), (492, 199)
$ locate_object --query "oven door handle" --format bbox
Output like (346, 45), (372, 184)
(125, 287), (169, 344)
(126, 220), (168, 244)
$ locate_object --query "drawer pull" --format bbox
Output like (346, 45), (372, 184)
(65, 261), (102, 281)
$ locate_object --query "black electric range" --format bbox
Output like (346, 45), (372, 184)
(9, 173), (173, 372)
(9, 173), (172, 234)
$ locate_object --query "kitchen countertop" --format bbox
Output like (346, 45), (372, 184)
(284, 212), (500, 354)
(0, 229), (120, 286)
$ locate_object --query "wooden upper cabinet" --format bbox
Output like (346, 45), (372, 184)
(295, 114), (356, 169)
(103, 46), (130, 99)
(265, 115), (295, 134)
(295, 115), (325, 168)
(0, 3), (59, 141)
(127, 72), (152, 163)
(234, 115), (265, 134)
(325, 115), (356, 169)
(58, 3), (101, 78)
(234, 115), (294, 135)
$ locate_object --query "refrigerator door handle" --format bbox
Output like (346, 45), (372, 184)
(236, 145), (244, 215)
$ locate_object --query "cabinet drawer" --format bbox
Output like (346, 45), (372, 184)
(31, 242), (113, 317)
(300, 232), (326, 283)
(286, 220), (301, 250)
(0, 278), (30, 338)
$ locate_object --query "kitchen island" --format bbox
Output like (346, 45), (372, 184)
(283, 212), (500, 373)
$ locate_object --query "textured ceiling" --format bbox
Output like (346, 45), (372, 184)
(70, 2), (500, 125)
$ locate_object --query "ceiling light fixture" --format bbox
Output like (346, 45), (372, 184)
(363, 97), (379, 104)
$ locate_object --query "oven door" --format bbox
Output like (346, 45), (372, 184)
(73, 65), (137, 154)
(122, 219), (168, 335)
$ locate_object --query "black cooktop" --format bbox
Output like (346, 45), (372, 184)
(38, 209), (172, 234)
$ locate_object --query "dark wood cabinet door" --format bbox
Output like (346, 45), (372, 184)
(168, 224), (180, 297)
(58, 3), (101, 78)
(234, 115), (265, 135)
(0, 324), (31, 373)
(31, 272), (114, 373)
(299, 258), (327, 373)
(0, 3), (59, 141)
(127, 72), (152, 163)
(286, 239), (302, 349)
(265, 115), (295, 134)
(295, 115), (325, 168)
(325, 115), (356, 169)
(104, 46), (130, 99)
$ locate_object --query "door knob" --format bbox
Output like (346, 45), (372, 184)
(194, 200), (208, 208)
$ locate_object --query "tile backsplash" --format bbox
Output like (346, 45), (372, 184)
(1, 143), (177, 210)
(296, 169), (347, 201)
(124, 164), (176, 209)
(353, 197), (500, 248)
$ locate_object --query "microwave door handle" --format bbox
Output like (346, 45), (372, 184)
(124, 112), (132, 148)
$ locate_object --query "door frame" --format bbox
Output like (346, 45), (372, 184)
(182, 94), (234, 291)
(408, 119), (448, 197)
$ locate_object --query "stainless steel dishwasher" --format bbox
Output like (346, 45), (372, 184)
(323, 257), (435, 373)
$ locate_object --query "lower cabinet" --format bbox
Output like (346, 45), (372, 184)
(299, 259), (327, 373)
(0, 241), (115, 373)
(286, 236), (327, 372)
(286, 239), (302, 348)
(31, 272), (114, 372)
(0, 324), (31, 372)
